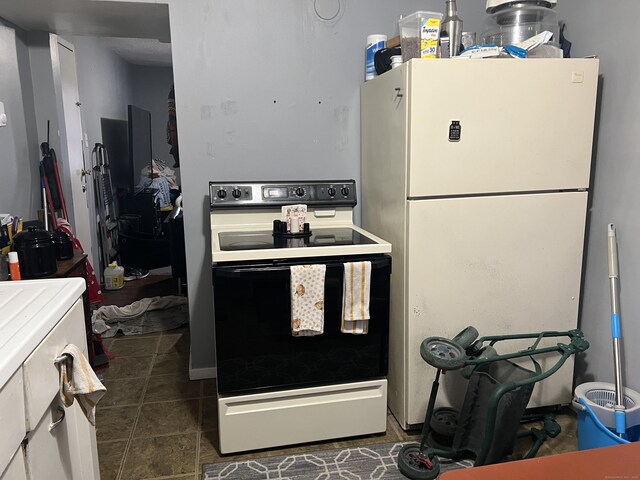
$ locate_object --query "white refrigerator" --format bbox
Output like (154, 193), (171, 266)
(361, 58), (599, 429)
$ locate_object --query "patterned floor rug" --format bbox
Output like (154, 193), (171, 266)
(202, 442), (473, 479)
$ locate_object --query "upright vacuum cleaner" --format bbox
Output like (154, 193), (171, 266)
(40, 120), (69, 229)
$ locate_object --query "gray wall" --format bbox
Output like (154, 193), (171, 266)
(556, 1), (640, 392)
(72, 36), (134, 155)
(167, 0), (487, 372)
(0, 20), (40, 220)
(131, 65), (175, 167)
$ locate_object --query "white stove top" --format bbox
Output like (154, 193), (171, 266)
(209, 180), (391, 263)
(212, 223), (390, 263)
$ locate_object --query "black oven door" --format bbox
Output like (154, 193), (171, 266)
(212, 254), (391, 395)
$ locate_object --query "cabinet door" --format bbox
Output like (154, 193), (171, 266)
(0, 369), (25, 475)
(65, 397), (100, 480)
(25, 398), (82, 480)
(1, 449), (27, 480)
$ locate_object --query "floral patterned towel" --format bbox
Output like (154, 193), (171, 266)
(290, 264), (326, 336)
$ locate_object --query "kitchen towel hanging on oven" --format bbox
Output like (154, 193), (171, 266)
(342, 261), (372, 334)
(290, 264), (326, 336)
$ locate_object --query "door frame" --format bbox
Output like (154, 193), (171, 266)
(49, 34), (97, 270)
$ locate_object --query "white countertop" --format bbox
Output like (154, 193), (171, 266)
(0, 278), (85, 388)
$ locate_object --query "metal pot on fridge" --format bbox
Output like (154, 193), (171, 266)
(12, 226), (57, 278)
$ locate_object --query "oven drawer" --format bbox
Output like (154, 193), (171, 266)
(217, 379), (387, 453)
(212, 254), (391, 395)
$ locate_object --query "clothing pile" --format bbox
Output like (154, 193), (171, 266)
(135, 159), (178, 208)
(92, 295), (189, 337)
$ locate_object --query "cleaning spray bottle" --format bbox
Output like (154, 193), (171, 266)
(8, 251), (21, 280)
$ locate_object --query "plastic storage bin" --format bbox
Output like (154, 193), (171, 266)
(398, 11), (443, 62)
(481, 4), (560, 47)
(573, 382), (640, 450)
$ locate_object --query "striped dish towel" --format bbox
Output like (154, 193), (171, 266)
(291, 264), (326, 336)
(56, 344), (106, 426)
(341, 261), (372, 334)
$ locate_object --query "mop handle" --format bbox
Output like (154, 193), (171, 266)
(42, 178), (48, 231)
(39, 163), (48, 231)
(608, 224), (620, 312)
(607, 223), (626, 436)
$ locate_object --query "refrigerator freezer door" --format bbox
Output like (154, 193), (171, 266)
(404, 192), (587, 426)
(407, 59), (599, 198)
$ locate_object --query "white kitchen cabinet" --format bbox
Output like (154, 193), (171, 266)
(0, 370), (25, 476)
(25, 398), (77, 479)
(1, 449), (27, 480)
(0, 279), (100, 480)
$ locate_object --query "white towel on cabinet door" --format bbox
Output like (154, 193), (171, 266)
(56, 344), (106, 425)
(290, 264), (326, 336)
(341, 261), (372, 335)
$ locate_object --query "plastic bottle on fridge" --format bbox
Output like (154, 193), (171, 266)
(441, 0), (463, 57)
(365, 34), (387, 81)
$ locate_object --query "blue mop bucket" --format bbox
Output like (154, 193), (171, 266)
(573, 382), (640, 450)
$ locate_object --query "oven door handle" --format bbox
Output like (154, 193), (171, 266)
(213, 257), (390, 277)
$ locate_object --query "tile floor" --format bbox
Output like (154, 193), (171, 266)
(95, 327), (578, 480)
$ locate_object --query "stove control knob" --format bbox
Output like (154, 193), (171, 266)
(217, 189), (227, 199)
(295, 187), (305, 197)
(327, 187), (337, 197)
(232, 188), (242, 199)
(341, 186), (350, 197)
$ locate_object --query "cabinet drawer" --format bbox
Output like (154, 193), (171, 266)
(0, 369), (25, 475)
(23, 299), (86, 431)
(218, 380), (387, 453)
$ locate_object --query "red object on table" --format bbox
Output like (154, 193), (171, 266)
(439, 442), (640, 479)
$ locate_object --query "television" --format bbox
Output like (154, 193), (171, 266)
(100, 118), (129, 191)
(100, 105), (153, 194)
(127, 105), (153, 192)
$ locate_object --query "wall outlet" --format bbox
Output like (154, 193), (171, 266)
(0, 102), (6, 127)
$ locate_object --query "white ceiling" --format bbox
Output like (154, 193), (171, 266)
(0, 0), (172, 66)
(99, 37), (172, 67)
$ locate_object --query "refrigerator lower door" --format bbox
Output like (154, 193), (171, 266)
(404, 191), (587, 426)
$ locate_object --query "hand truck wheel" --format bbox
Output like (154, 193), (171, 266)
(451, 326), (479, 350)
(420, 337), (466, 370)
(397, 443), (441, 480)
(430, 407), (459, 438)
